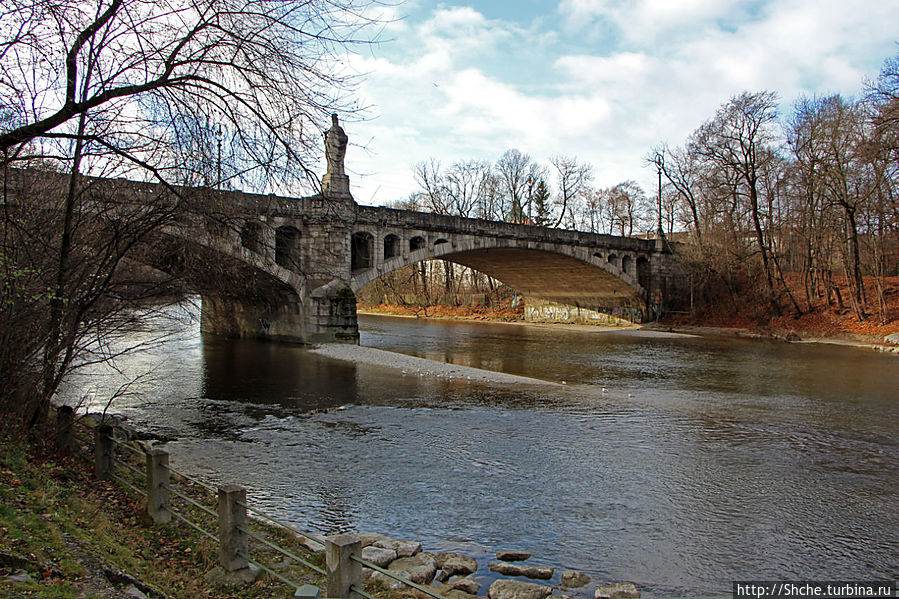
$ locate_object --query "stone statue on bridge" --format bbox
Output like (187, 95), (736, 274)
(322, 114), (351, 199)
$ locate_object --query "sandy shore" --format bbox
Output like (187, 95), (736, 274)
(311, 343), (563, 387)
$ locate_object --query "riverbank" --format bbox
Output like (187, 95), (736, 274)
(1, 433), (630, 599)
(358, 305), (899, 354)
(0, 434), (333, 598)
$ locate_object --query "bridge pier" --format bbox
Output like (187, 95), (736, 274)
(200, 284), (360, 345)
(200, 295), (309, 343)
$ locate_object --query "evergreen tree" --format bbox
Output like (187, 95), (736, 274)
(532, 179), (552, 226)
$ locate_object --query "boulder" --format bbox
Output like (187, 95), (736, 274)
(561, 570), (591, 589)
(361, 546), (397, 568)
(595, 583), (640, 599)
(885, 333), (899, 345)
(4, 570), (30, 584)
(369, 571), (405, 590)
(373, 539), (422, 558)
(496, 550), (532, 562)
(123, 585), (149, 599)
(488, 579), (553, 599)
(386, 553), (438, 585)
(355, 532), (389, 547)
(435, 552), (478, 581)
(445, 577), (481, 595)
(206, 563), (261, 586)
(298, 537), (325, 553)
(488, 562), (553, 580)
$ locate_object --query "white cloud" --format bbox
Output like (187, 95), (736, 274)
(558, 0), (749, 43)
(338, 0), (898, 206)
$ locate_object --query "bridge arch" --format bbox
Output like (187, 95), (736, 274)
(348, 236), (647, 312)
(607, 253), (618, 269)
(636, 256), (650, 289)
(275, 225), (301, 271)
(240, 220), (264, 254)
(409, 236), (426, 251)
(351, 231), (374, 270)
(383, 234), (400, 259)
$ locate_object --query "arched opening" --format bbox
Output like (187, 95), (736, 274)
(593, 252), (603, 260)
(241, 220), (264, 255)
(409, 236), (426, 251)
(621, 255), (633, 274)
(384, 234), (400, 259)
(607, 253), (619, 269)
(353, 246), (647, 323)
(434, 238), (448, 247)
(637, 256), (650, 290)
(275, 226), (301, 270)
(351, 231), (374, 271)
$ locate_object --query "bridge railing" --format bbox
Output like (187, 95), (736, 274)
(58, 406), (449, 599)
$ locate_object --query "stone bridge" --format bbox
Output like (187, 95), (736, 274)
(7, 117), (684, 344)
(188, 189), (682, 344)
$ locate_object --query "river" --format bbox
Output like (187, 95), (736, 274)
(57, 306), (899, 597)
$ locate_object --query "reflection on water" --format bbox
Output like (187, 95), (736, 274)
(57, 308), (899, 597)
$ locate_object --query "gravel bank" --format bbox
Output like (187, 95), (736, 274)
(311, 344), (562, 387)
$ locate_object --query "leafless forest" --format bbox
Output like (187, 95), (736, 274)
(365, 58), (899, 328)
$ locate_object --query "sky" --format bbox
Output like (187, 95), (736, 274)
(331, 0), (899, 206)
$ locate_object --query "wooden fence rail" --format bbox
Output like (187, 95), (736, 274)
(58, 410), (372, 599)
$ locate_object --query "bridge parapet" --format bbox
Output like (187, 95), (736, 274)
(352, 205), (656, 251)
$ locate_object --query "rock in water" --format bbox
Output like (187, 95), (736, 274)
(373, 539), (423, 558)
(445, 577), (481, 595)
(488, 562), (553, 580)
(496, 550), (532, 562)
(561, 570), (591, 589)
(488, 579), (553, 599)
(595, 583), (640, 599)
(435, 552), (478, 581)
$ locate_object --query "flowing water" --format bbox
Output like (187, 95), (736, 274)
(58, 306), (899, 597)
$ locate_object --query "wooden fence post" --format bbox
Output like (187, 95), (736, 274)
(217, 485), (248, 572)
(56, 406), (74, 452)
(326, 534), (362, 599)
(94, 425), (114, 480)
(146, 448), (171, 524)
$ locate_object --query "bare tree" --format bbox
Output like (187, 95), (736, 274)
(413, 159), (449, 214)
(549, 155), (592, 228)
(789, 95), (877, 319)
(865, 55), (899, 323)
(445, 160), (493, 218)
(0, 0), (382, 433)
(690, 91), (786, 314)
(599, 180), (648, 236)
(650, 145), (706, 244)
(496, 149), (543, 222)
(413, 159), (494, 218)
